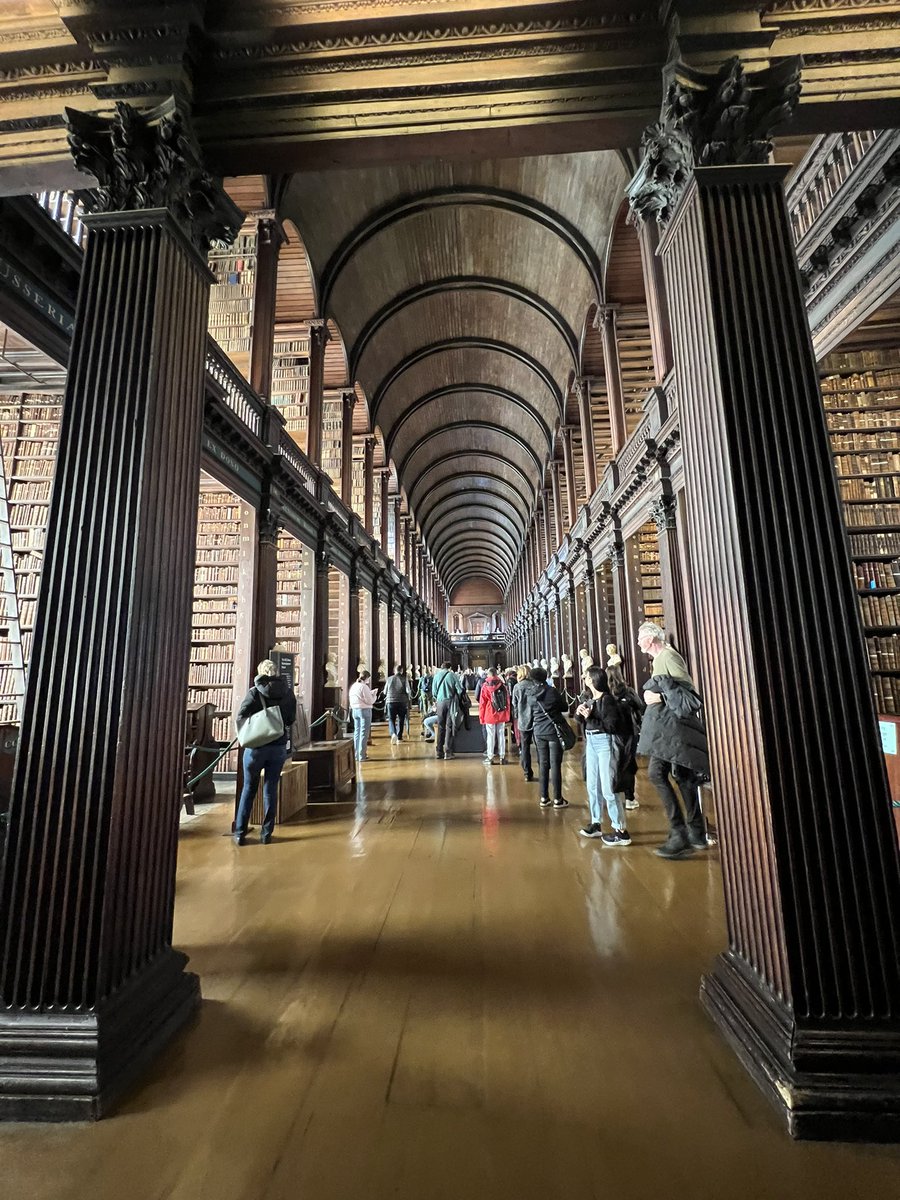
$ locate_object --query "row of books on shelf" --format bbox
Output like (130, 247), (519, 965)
(191, 646), (235, 662)
(0, 666), (23, 693)
(193, 592), (238, 607)
(854, 561), (900, 590)
(209, 298), (253, 314)
(872, 675), (898, 715)
(210, 280), (254, 299)
(860, 592), (900, 626)
(188, 687), (232, 712)
(822, 378), (900, 399)
(0, 701), (18, 723)
(198, 508), (241, 524)
(866, 635), (899, 671)
(0, 404), (61, 420)
(0, 422), (58, 439)
(831, 432), (900, 452)
(9, 461), (54, 478)
(834, 453), (900, 475)
(209, 327), (253, 344)
(850, 531), (900, 556)
(823, 346), (900, 371)
(826, 410), (899, 430)
(191, 661), (233, 685)
(194, 566), (238, 583)
(273, 361), (310, 376)
(839, 477), (900, 500)
(845, 502), (900, 526)
(274, 338), (311, 354)
(192, 610), (237, 624)
(197, 534), (241, 549)
(8, 482), (50, 502)
(196, 549), (242, 565)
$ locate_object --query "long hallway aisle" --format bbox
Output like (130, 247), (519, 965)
(4, 730), (899, 1200)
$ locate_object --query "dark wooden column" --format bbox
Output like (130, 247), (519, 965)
(576, 377), (597, 498)
(340, 389), (355, 508)
(249, 213), (285, 399)
(379, 470), (390, 552)
(645, 59), (900, 1138)
(609, 542), (633, 685)
(386, 588), (397, 672)
(347, 562), (360, 696)
(632, 212), (673, 383)
(582, 562), (601, 659)
(252, 515), (279, 668)
(562, 426), (578, 525)
(594, 306), (627, 456)
(363, 436), (375, 536)
(370, 582), (383, 683)
(306, 319), (329, 468)
(541, 487), (552, 562)
(551, 462), (565, 544)
(0, 99), (242, 1120)
(310, 542), (330, 735)
(650, 492), (687, 657)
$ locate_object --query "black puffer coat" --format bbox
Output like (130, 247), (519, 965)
(520, 682), (567, 738)
(636, 674), (710, 779)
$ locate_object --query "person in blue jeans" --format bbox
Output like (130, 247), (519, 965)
(348, 669), (378, 762)
(234, 660), (297, 846)
(575, 666), (631, 847)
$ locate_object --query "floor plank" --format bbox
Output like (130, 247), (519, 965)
(3, 726), (900, 1199)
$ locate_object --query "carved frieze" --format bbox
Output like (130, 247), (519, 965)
(64, 97), (242, 253)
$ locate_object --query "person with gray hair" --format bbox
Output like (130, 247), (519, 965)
(233, 659), (298, 846)
(635, 622), (710, 859)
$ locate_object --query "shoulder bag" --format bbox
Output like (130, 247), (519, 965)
(536, 695), (576, 752)
(236, 688), (285, 748)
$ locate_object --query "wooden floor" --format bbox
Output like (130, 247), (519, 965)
(4, 723), (900, 1199)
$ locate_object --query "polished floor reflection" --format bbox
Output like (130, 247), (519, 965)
(4, 727), (900, 1199)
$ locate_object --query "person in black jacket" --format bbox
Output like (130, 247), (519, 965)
(575, 666), (632, 845)
(524, 666), (569, 809)
(233, 660), (298, 846)
(636, 624), (710, 859)
(609, 674), (645, 811)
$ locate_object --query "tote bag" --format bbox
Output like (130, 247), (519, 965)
(236, 689), (285, 748)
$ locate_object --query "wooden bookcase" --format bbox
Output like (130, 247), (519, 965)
(189, 476), (256, 772)
(271, 325), (311, 453)
(275, 530), (315, 720)
(207, 222), (258, 378)
(637, 521), (664, 625)
(0, 394), (61, 722)
(327, 566), (349, 696)
(351, 440), (366, 521)
(321, 392), (343, 491)
(822, 347), (900, 717)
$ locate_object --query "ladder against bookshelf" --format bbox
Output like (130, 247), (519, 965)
(822, 345), (900, 717)
(0, 393), (61, 722)
(327, 566), (349, 696)
(189, 476), (256, 775)
(272, 324), (311, 455)
(207, 220), (258, 378)
(275, 530), (315, 720)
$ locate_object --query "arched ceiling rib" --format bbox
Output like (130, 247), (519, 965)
(281, 152), (627, 592)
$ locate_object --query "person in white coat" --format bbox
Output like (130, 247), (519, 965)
(348, 670), (379, 762)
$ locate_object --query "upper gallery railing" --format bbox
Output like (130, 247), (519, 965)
(33, 190), (87, 248)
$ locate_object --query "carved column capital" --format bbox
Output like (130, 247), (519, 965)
(65, 97), (243, 254)
(626, 56), (802, 228)
(309, 317), (331, 348)
(649, 492), (677, 533)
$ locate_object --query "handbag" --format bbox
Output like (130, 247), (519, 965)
(236, 688), (285, 748)
(536, 696), (576, 752)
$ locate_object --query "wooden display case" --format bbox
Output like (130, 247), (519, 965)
(249, 759), (308, 825)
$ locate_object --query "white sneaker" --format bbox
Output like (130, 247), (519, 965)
(391, 734), (398, 745)
(482, 757), (493, 766)
(499, 757), (508, 765)
(624, 799), (639, 810)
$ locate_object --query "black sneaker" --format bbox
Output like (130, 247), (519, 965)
(523, 773), (535, 782)
(601, 829), (632, 847)
(579, 823), (602, 838)
(552, 798), (569, 809)
(233, 833), (246, 846)
(688, 836), (709, 851)
(539, 797), (553, 808)
(655, 835), (694, 860)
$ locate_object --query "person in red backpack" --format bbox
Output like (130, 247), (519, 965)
(479, 665), (511, 765)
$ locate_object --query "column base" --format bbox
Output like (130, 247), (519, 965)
(0, 947), (200, 1122)
(702, 952), (900, 1142)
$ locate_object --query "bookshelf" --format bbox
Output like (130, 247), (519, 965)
(637, 522), (664, 626)
(275, 530), (315, 719)
(207, 222), (258, 378)
(271, 325), (310, 453)
(359, 586), (372, 672)
(822, 346), (900, 715)
(188, 475), (256, 772)
(0, 394), (62, 721)
(351, 440), (366, 521)
(321, 393), (343, 491)
(327, 567), (349, 697)
(378, 599), (389, 679)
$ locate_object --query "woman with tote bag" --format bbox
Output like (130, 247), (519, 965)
(233, 660), (298, 846)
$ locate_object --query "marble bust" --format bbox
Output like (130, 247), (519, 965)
(324, 658), (339, 687)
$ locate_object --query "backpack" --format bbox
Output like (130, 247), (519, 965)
(490, 681), (509, 714)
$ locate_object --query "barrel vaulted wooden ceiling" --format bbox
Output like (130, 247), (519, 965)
(281, 154), (627, 593)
